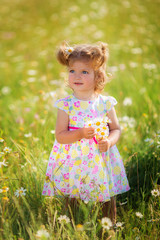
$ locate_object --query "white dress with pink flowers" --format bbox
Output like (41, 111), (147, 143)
(42, 94), (130, 202)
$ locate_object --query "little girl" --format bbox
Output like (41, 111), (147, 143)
(42, 41), (130, 224)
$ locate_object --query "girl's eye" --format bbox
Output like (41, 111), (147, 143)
(70, 70), (74, 73)
(82, 71), (88, 74)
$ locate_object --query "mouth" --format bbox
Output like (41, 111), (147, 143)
(74, 83), (83, 85)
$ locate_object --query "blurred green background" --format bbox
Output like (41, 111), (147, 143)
(0, 0), (160, 239)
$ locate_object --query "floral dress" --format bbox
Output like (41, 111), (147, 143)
(42, 94), (130, 202)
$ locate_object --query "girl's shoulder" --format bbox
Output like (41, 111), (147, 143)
(54, 95), (73, 114)
(55, 95), (73, 104)
(99, 94), (118, 111)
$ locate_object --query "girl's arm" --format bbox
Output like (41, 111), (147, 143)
(55, 109), (95, 144)
(107, 107), (121, 146)
(98, 107), (121, 152)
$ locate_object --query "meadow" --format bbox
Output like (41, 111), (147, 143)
(0, 0), (160, 239)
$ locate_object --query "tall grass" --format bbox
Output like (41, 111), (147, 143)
(0, 0), (160, 239)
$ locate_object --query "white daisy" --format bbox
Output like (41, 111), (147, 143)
(0, 159), (8, 168)
(27, 69), (37, 76)
(123, 97), (132, 106)
(3, 147), (12, 153)
(50, 130), (55, 134)
(1, 186), (9, 192)
(57, 215), (70, 224)
(151, 189), (160, 197)
(65, 47), (74, 55)
(0, 138), (4, 143)
(115, 222), (124, 228)
(135, 212), (143, 218)
(101, 217), (112, 230)
(1, 86), (11, 95)
(35, 229), (50, 238)
(131, 48), (143, 54)
(14, 187), (27, 197)
(129, 62), (138, 68)
(24, 132), (32, 138)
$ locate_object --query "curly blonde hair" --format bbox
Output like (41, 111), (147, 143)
(56, 41), (111, 93)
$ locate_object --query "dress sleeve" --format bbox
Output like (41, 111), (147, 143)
(106, 96), (117, 111)
(54, 98), (69, 114)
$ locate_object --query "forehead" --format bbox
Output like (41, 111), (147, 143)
(69, 60), (93, 69)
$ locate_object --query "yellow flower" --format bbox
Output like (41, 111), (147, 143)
(2, 197), (9, 202)
(76, 224), (84, 231)
(96, 121), (101, 126)
(142, 113), (148, 118)
(100, 131), (105, 136)
(1, 186), (9, 193)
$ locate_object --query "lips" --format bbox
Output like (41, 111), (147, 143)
(74, 83), (83, 85)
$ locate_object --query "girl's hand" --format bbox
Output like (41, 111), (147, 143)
(98, 138), (111, 152)
(81, 127), (95, 139)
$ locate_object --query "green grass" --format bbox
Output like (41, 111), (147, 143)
(0, 0), (160, 239)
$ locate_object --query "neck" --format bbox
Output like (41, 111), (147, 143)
(73, 92), (98, 101)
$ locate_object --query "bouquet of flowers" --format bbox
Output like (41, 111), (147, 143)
(86, 116), (111, 141)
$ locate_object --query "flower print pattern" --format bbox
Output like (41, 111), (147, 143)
(42, 94), (130, 201)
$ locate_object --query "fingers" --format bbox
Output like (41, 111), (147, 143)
(98, 139), (110, 152)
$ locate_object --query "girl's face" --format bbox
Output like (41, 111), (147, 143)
(68, 60), (95, 97)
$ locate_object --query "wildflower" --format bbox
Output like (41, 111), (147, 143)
(24, 132), (32, 138)
(0, 159), (8, 168)
(147, 218), (160, 222)
(143, 63), (156, 70)
(2, 197), (9, 202)
(3, 147), (12, 153)
(86, 117), (111, 141)
(119, 201), (127, 206)
(101, 217), (112, 230)
(109, 66), (118, 73)
(119, 64), (126, 70)
(57, 215), (70, 224)
(115, 222), (124, 228)
(27, 69), (37, 76)
(27, 77), (36, 83)
(151, 189), (160, 197)
(65, 47), (74, 55)
(0, 138), (4, 142)
(135, 236), (140, 240)
(50, 130), (55, 134)
(1, 186), (9, 193)
(123, 97), (132, 106)
(135, 212), (143, 218)
(76, 224), (84, 231)
(129, 62), (138, 68)
(144, 138), (154, 146)
(131, 48), (142, 54)
(14, 187), (27, 197)
(35, 226), (50, 239)
(1, 86), (11, 95)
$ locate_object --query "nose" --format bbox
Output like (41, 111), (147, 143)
(75, 73), (81, 80)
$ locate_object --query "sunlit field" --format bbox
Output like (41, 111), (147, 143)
(0, 0), (160, 239)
